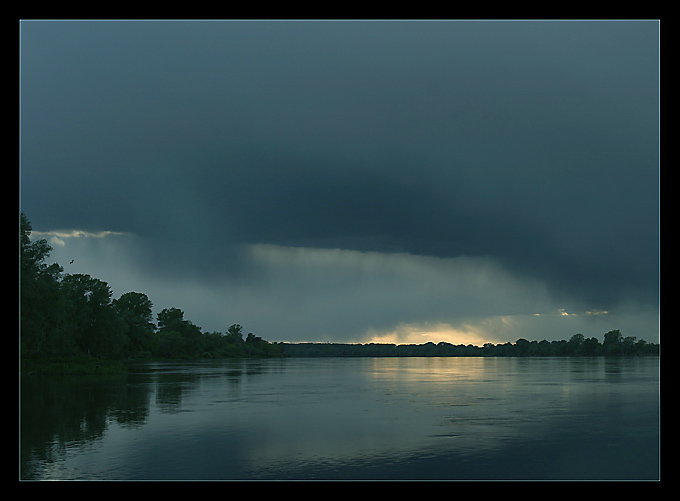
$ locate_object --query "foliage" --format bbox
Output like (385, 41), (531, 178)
(281, 333), (659, 358)
(61, 273), (128, 358)
(20, 213), (69, 358)
(113, 292), (156, 354)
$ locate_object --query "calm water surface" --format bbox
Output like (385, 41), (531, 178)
(20, 357), (659, 480)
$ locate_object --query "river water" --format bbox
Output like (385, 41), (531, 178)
(20, 356), (660, 480)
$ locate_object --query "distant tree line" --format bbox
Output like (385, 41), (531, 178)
(280, 330), (659, 358)
(19, 213), (284, 362)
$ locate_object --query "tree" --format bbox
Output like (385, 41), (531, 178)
(245, 332), (262, 343)
(581, 336), (602, 356)
(603, 329), (623, 356)
(157, 307), (202, 358)
(226, 324), (244, 344)
(537, 339), (552, 356)
(113, 292), (157, 355)
(551, 339), (569, 356)
(636, 338), (650, 355)
(621, 336), (637, 356)
(568, 333), (585, 355)
(20, 212), (68, 358)
(514, 338), (530, 356)
(61, 273), (128, 358)
(157, 329), (187, 358)
(201, 331), (226, 358)
(20, 212), (54, 280)
(157, 307), (186, 332)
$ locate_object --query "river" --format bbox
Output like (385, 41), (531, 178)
(20, 356), (660, 480)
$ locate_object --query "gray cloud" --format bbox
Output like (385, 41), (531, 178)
(20, 20), (659, 342)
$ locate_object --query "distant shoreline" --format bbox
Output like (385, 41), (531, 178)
(278, 337), (659, 358)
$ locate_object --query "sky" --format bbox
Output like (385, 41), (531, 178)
(19, 19), (660, 345)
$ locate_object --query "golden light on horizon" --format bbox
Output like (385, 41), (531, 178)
(364, 321), (504, 347)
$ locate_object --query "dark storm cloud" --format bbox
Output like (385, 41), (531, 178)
(20, 20), (659, 313)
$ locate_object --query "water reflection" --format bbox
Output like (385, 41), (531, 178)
(21, 357), (659, 480)
(21, 373), (146, 479)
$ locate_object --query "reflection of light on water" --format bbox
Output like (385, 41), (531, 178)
(367, 356), (481, 380)
(361, 357), (602, 459)
(360, 358), (528, 455)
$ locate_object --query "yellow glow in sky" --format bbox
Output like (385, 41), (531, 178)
(364, 321), (504, 346)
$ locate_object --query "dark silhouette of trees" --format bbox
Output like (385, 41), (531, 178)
(581, 336), (603, 356)
(61, 273), (128, 358)
(568, 333), (585, 355)
(514, 338), (530, 356)
(604, 329), (623, 356)
(279, 334), (658, 358)
(20, 213), (68, 358)
(113, 292), (156, 355)
(226, 324), (244, 343)
(156, 307), (205, 358)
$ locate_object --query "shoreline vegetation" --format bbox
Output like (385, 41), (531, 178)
(280, 335), (660, 359)
(20, 212), (659, 376)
